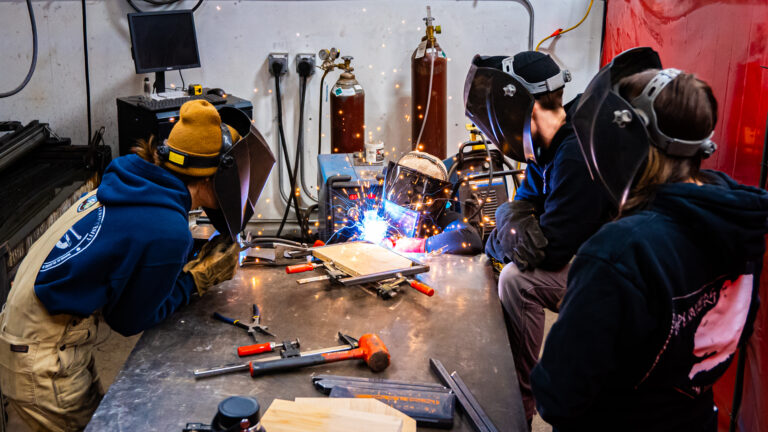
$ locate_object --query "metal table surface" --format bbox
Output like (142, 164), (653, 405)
(86, 254), (527, 431)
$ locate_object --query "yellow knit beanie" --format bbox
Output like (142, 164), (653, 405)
(164, 99), (240, 177)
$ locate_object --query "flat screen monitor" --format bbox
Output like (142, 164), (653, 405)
(128, 10), (201, 73)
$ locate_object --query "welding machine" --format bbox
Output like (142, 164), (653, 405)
(318, 153), (386, 242)
(450, 134), (511, 240)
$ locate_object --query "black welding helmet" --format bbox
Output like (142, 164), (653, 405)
(204, 107), (276, 241)
(464, 55), (536, 163)
(572, 46), (717, 206)
(383, 152), (452, 238)
(157, 102), (275, 241)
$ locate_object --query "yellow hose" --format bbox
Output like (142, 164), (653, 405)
(535, 0), (594, 51)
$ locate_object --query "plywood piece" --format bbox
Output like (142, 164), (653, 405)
(312, 242), (414, 276)
(261, 399), (403, 432)
(294, 398), (416, 432)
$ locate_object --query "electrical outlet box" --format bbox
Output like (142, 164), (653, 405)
(268, 53), (289, 76)
(296, 53), (316, 76)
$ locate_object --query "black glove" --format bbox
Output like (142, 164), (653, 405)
(491, 200), (548, 271)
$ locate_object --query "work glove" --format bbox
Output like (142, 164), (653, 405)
(386, 237), (427, 253)
(485, 200), (548, 271)
(183, 235), (240, 296)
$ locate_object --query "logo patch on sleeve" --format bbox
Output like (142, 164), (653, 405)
(40, 206), (105, 272)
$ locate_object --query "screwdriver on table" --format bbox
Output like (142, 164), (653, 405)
(237, 339), (300, 357)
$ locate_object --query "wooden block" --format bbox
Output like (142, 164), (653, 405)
(261, 399), (403, 432)
(312, 242), (414, 277)
(294, 398), (416, 432)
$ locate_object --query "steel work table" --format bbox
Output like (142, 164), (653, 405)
(86, 254), (527, 431)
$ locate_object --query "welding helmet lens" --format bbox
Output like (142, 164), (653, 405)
(204, 107), (276, 241)
(572, 47), (663, 206)
(464, 55), (535, 163)
(383, 161), (452, 237)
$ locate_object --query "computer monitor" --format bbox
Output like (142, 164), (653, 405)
(128, 10), (201, 92)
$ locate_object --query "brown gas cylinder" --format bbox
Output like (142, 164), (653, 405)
(330, 57), (365, 154)
(411, 9), (447, 159)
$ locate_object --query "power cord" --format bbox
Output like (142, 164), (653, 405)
(0, 0), (37, 98)
(273, 62), (309, 240)
(297, 57), (318, 202)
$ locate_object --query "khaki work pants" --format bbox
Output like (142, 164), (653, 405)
(0, 191), (104, 431)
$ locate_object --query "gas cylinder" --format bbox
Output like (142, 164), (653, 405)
(411, 6), (447, 159)
(330, 56), (365, 154)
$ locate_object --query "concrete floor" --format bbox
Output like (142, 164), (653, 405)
(6, 308), (558, 432)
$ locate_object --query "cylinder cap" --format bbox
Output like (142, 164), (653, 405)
(212, 396), (261, 431)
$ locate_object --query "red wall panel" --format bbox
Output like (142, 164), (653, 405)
(602, 1), (768, 431)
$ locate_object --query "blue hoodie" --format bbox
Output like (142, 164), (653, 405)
(34, 155), (197, 336)
(532, 171), (768, 431)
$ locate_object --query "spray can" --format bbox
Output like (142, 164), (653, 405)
(411, 6), (447, 159)
(330, 56), (365, 154)
(143, 77), (152, 100)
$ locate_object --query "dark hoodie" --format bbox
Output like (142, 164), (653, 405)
(485, 95), (614, 270)
(34, 155), (197, 336)
(531, 171), (768, 431)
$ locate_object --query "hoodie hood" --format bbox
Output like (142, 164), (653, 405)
(651, 170), (768, 265)
(97, 155), (191, 215)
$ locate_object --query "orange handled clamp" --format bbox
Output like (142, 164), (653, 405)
(237, 339), (300, 357)
(286, 263), (322, 274)
(408, 279), (435, 296)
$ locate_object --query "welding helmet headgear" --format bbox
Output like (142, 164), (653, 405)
(502, 51), (572, 96)
(571, 46), (717, 206)
(383, 152), (452, 238)
(158, 101), (276, 241)
(464, 55), (536, 163)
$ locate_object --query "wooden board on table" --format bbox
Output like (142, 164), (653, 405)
(294, 398), (416, 432)
(260, 399), (403, 432)
(312, 242), (414, 277)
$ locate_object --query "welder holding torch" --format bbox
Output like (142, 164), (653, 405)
(380, 151), (482, 255)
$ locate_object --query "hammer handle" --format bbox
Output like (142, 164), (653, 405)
(249, 349), (365, 376)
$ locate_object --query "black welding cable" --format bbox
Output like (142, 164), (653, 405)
(274, 71), (308, 240)
(294, 75), (314, 232)
(82, 0), (92, 142)
(0, 0), (37, 99)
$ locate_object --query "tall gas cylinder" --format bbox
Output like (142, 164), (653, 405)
(330, 56), (365, 154)
(411, 6), (447, 159)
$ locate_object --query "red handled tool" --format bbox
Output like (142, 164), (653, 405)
(248, 333), (389, 376)
(408, 279), (434, 296)
(237, 339), (300, 357)
(285, 262), (323, 274)
(194, 332), (360, 379)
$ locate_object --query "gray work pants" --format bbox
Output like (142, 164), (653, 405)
(498, 262), (569, 422)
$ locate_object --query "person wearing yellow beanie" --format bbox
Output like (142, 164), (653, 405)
(0, 99), (243, 431)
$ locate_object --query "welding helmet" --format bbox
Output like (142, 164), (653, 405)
(572, 47), (717, 206)
(158, 101), (276, 241)
(383, 151), (452, 238)
(464, 55), (536, 163)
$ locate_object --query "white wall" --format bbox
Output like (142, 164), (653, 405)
(0, 0), (603, 218)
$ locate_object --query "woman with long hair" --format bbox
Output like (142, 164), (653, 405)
(530, 48), (768, 431)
